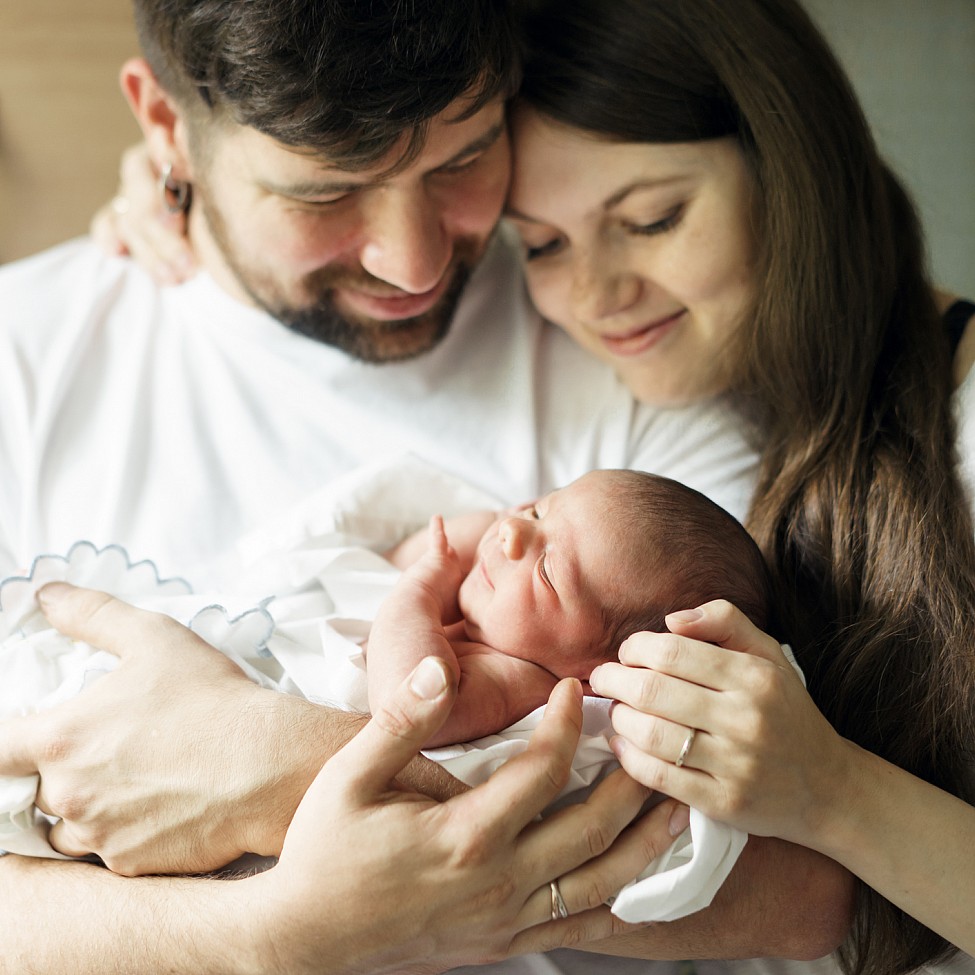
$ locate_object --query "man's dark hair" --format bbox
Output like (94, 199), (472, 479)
(133, 0), (522, 167)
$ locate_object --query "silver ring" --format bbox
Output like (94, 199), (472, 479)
(550, 879), (569, 920)
(675, 727), (697, 768)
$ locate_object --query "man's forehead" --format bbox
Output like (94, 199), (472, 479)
(226, 96), (507, 188)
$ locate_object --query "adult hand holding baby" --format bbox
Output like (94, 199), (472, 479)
(0, 582), (351, 876)
(589, 599), (843, 844)
(255, 662), (680, 973)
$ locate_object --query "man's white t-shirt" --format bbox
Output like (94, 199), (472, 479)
(0, 230), (755, 581)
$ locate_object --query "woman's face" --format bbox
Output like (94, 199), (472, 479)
(506, 106), (758, 405)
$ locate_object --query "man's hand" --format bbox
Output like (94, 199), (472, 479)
(254, 667), (678, 974)
(0, 583), (346, 876)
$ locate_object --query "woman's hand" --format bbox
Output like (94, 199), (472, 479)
(589, 599), (854, 848)
(248, 660), (686, 974)
(90, 142), (198, 285)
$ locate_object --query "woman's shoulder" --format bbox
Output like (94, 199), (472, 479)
(939, 294), (975, 386)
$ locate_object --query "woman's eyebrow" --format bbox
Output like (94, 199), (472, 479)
(505, 177), (687, 223)
(602, 176), (686, 210)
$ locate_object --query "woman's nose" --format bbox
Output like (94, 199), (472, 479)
(571, 250), (641, 322)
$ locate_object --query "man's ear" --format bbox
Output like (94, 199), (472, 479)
(119, 57), (194, 181)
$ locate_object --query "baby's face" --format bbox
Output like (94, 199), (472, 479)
(458, 471), (631, 677)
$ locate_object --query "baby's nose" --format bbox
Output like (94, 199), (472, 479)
(499, 517), (526, 560)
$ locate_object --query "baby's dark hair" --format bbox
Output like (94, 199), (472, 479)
(593, 470), (773, 661)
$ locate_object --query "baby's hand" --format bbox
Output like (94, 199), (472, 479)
(404, 516), (464, 621)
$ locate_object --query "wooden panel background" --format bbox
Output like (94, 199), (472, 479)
(0, 0), (140, 263)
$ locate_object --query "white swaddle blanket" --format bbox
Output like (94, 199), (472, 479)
(0, 456), (748, 923)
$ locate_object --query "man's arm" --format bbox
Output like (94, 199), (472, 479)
(520, 835), (853, 961)
(0, 584), (462, 876)
(0, 668), (683, 975)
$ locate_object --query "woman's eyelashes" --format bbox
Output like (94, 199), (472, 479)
(625, 204), (685, 236)
(519, 205), (685, 261)
(524, 237), (563, 262)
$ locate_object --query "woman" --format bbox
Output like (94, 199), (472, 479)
(506, 0), (975, 972)
(90, 0), (974, 971)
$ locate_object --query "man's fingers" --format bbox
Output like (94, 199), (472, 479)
(36, 583), (193, 662)
(322, 657), (457, 802)
(46, 819), (92, 860)
(519, 767), (652, 894)
(461, 679), (584, 840)
(0, 714), (41, 776)
(514, 798), (686, 949)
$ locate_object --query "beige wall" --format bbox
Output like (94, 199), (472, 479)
(805, 0), (975, 296)
(0, 0), (140, 263)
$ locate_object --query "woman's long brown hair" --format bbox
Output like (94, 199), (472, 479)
(520, 0), (975, 971)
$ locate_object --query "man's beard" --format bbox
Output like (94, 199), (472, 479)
(276, 260), (472, 363)
(198, 192), (482, 363)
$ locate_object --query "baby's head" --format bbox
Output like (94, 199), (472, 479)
(458, 469), (770, 679)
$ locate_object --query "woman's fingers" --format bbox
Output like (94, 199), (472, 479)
(46, 819), (92, 860)
(609, 702), (711, 769)
(590, 654), (713, 733)
(665, 599), (789, 662)
(608, 727), (717, 806)
(90, 141), (198, 284)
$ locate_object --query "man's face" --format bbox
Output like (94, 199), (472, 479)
(185, 97), (510, 362)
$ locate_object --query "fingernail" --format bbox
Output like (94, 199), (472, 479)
(667, 608), (703, 625)
(409, 657), (449, 700)
(609, 735), (626, 759)
(36, 581), (74, 607)
(668, 802), (691, 837)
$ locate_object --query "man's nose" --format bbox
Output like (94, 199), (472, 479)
(358, 186), (452, 294)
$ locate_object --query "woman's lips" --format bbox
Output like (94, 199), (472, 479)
(599, 310), (685, 356)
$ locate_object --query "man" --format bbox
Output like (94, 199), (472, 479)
(0, 1), (849, 971)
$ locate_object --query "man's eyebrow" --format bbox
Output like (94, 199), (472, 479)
(258, 175), (368, 198)
(433, 120), (506, 171)
(259, 121), (506, 199)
